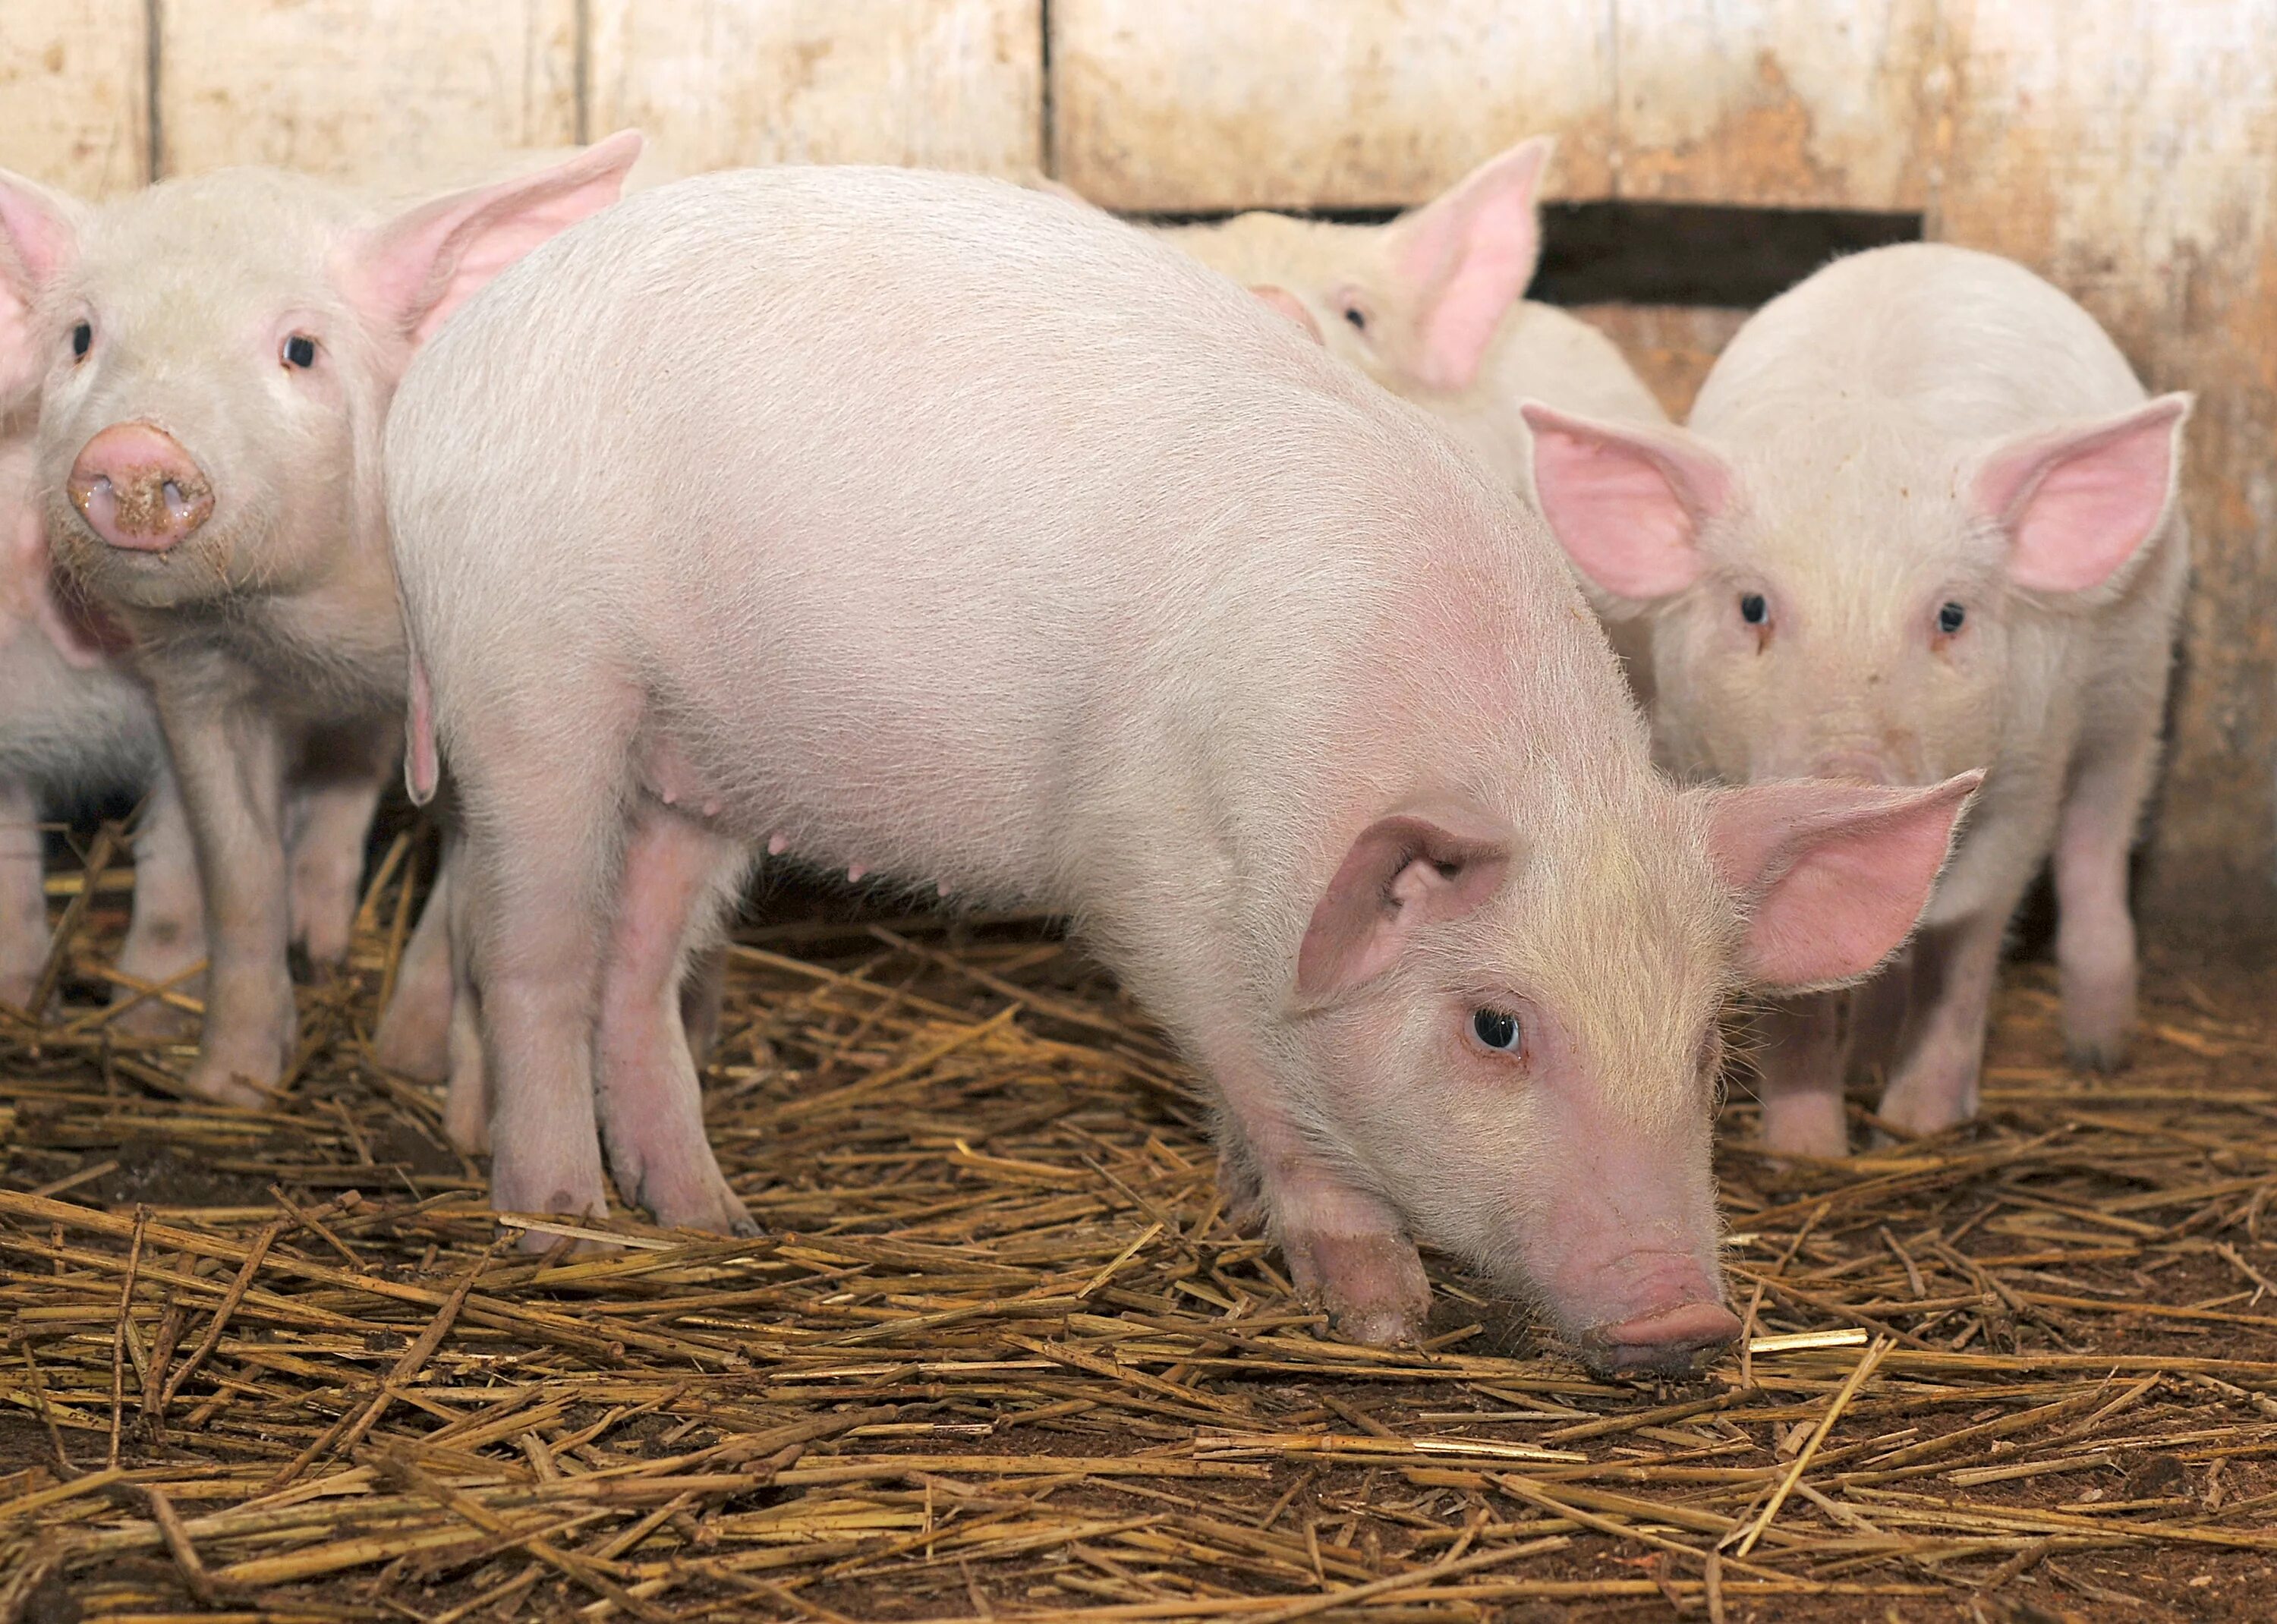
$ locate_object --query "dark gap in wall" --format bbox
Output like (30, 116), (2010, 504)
(1037, 0), (1056, 180)
(1136, 200), (1923, 310)
(143, 0), (164, 180)
(1532, 202), (1924, 307)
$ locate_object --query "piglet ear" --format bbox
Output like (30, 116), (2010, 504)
(1249, 284), (1324, 345)
(1975, 394), (2190, 593)
(1381, 135), (1554, 393)
(0, 169), (83, 401)
(1699, 771), (1982, 991)
(1296, 801), (1513, 1005)
(1523, 402), (1728, 601)
(342, 130), (644, 352)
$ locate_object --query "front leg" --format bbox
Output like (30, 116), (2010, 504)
(1876, 906), (2010, 1138)
(1209, 1078), (1428, 1344)
(1752, 990), (1851, 1158)
(161, 694), (295, 1106)
(2054, 727), (2158, 1070)
(0, 779), (46, 1013)
(112, 765), (207, 1037)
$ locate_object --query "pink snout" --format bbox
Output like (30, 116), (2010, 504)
(1589, 1300), (1744, 1377)
(66, 423), (215, 552)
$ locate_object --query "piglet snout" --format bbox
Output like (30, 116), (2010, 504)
(68, 423), (214, 552)
(1589, 1300), (1743, 1377)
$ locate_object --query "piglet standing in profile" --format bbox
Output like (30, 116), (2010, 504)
(0, 134), (642, 1103)
(387, 167), (1979, 1370)
(1524, 243), (2190, 1154)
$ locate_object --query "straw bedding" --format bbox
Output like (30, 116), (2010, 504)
(5, 820), (2277, 1622)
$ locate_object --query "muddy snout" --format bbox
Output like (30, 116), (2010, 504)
(67, 423), (215, 552)
(1581, 1299), (1743, 1378)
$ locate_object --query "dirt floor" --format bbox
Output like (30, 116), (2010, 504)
(6, 826), (2277, 1622)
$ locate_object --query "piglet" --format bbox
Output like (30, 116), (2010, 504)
(1524, 242), (2189, 1153)
(1155, 137), (1668, 692)
(386, 167), (1977, 1369)
(0, 135), (642, 1103)
(0, 375), (201, 1022)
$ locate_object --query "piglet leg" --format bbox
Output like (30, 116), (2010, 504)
(164, 694), (295, 1106)
(112, 766), (206, 1037)
(373, 853), (455, 1081)
(2054, 728), (2156, 1070)
(1205, 1053), (1428, 1343)
(285, 747), (388, 969)
(0, 780), (46, 1013)
(1876, 903), (2011, 1138)
(593, 803), (754, 1235)
(1753, 990), (1851, 1158)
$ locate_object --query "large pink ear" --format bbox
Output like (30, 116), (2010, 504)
(341, 130), (644, 351)
(0, 170), (82, 402)
(1296, 802), (1514, 1004)
(1700, 771), (1983, 990)
(1974, 394), (2190, 593)
(1381, 136), (1554, 393)
(1523, 403), (1730, 600)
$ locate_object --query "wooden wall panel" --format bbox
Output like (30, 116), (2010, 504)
(156, 0), (578, 187)
(1573, 306), (1747, 420)
(0, 0), (150, 195)
(1051, 0), (1614, 212)
(589, 0), (1042, 182)
(1613, 0), (1945, 208)
(1929, 0), (2277, 941)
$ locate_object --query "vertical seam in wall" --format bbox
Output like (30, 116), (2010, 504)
(1605, 0), (1620, 200)
(143, 0), (164, 181)
(573, 0), (592, 146)
(1038, 0), (1055, 178)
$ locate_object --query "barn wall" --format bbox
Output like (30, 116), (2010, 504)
(1, 0), (2270, 939)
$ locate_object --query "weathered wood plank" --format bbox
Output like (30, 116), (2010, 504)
(1929, 0), (2277, 939)
(1612, 0), (1944, 208)
(156, 0), (578, 186)
(1571, 305), (1746, 420)
(587, 0), (1043, 182)
(1051, 0), (1614, 212)
(0, 0), (149, 195)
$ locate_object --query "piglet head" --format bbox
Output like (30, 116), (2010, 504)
(1282, 767), (1975, 1374)
(1, 135), (641, 616)
(1524, 395), (2190, 790)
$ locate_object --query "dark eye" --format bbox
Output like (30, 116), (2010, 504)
(1341, 305), (1367, 332)
(71, 322), (91, 360)
(1937, 601), (1966, 635)
(283, 334), (317, 369)
(1471, 1007), (1522, 1053)
(1739, 592), (1768, 625)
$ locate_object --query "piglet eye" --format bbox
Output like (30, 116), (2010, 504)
(71, 322), (91, 360)
(1342, 306), (1367, 332)
(282, 334), (318, 369)
(1738, 592), (1768, 626)
(1471, 1007), (1522, 1053)
(1937, 601), (1966, 635)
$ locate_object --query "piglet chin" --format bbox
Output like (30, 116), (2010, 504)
(1576, 1300), (1743, 1379)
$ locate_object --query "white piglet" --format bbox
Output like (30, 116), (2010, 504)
(0, 388), (201, 1022)
(1157, 138), (1668, 694)
(0, 137), (641, 1103)
(388, 168), (1979, 1367)
(1524, 242), (2190, 1154)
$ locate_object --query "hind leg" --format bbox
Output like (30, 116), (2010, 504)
(459, 756), (625, 1235)
(0, 780), (45, 1013)
(593, 801), (754, 1235)
(2055, 726), (2157, 1069)
(286, 770), (386, 970)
